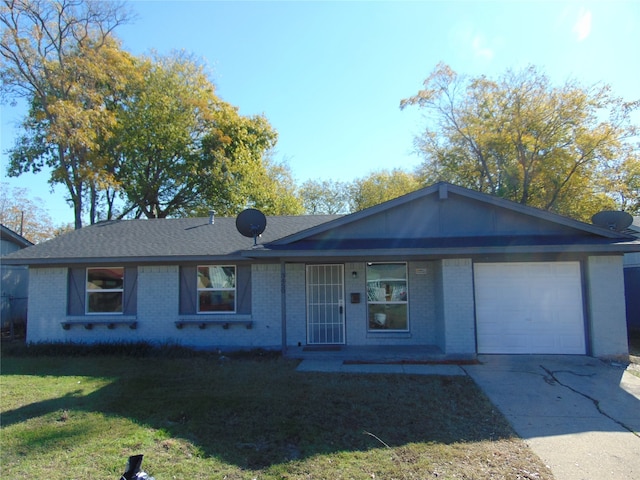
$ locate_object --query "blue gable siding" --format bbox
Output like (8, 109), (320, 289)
(305, 192), (596, 241)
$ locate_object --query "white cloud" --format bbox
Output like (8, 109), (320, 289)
(573, 8), (592, 41)
(471, 34), (494, 60)
(449, 22), (498, 62)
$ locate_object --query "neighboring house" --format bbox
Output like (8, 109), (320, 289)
(1, 224), (34, 338)
(3, 183), (639, 359)
(623, 217), (640, 332)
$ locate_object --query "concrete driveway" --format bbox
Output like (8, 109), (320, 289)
(464, 355), (640, 480)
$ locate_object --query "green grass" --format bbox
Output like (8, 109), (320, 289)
(1, 348), (553, 479)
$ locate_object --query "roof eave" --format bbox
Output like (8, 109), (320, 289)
(0, 253), (254, 267)
(5, 242), (637, 266)
(242, 243), (640, 259)
(0, 225), (34, 248)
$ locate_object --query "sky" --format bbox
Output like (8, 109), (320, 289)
(1, 0), (639, 227)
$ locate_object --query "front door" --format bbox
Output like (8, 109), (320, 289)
(306, 264), (345, 345)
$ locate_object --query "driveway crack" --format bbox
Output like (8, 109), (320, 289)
(540, 365), (639, 438)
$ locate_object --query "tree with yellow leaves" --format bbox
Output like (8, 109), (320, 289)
(401, 63), (639, 221)
(1, 0), (136, 228)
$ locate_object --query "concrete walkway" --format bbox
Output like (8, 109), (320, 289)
(465, 355), (640, 480)
(297, 355), (640, 480)
(296, 358), (467, 375)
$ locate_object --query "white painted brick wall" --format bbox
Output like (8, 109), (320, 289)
(249, 263), (282, 349)
(137, 265), (178, 344)
(27, 259), (475, 355)
(432, 261), (445, 350)
(587, 255), (629, 358)
(27, 268), (67, 343)
(344, 262), (367, 345)
(29, 267), (140, 345)
(173, 263), (282, 351)
(408, 261), (436, 345)
(441, 259), (476, 354)
(28, 264), (287, 351)
(285, 263), (306, 347)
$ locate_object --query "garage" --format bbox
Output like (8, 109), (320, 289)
(474, 261), (586, 354)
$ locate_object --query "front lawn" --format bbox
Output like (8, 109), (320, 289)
(1, 349), (553, 479)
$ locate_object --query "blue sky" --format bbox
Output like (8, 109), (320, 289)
(1, 0), (638, 226)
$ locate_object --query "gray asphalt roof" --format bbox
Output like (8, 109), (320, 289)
(2, 215), (341, 265)
(4, 183), (638, 266)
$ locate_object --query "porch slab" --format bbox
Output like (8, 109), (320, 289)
(286, 344), (475, 363)
(290, 345), (473, 375)
(295, 359), (467, 375)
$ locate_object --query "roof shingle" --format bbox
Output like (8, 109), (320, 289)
(2, 215), (341, 265)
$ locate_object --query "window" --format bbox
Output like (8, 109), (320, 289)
(197, 266), (236, 313)
(86, 267), (124, 313)
(367, 263), (408, 331)
(179, 265), (250, 315)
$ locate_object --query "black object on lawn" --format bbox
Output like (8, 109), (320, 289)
(120, 455), (155, 480)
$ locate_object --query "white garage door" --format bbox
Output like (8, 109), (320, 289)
(474, 262), (586, 354)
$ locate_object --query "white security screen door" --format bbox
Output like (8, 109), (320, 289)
(306, 264), (345, 345)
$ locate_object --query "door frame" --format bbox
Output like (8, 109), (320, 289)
(306, 264), (346, 345)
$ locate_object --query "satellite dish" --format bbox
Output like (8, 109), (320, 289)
(236, 208), (267, 245)
(591, 210), (633, 232)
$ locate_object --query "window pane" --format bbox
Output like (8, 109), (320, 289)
(87, 268), (124, 290)
(367, 264), (407, 301)
(86, 268), (124, 314)
(87, 292), (123, 313)
(197, 266), (235, 289)
(367, 263), (407, 282)
(367, 263), (408, 331)
(199, 291), (235, 312)
(368, 304), (408, 330)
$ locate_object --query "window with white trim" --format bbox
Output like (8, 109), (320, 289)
(197, 265), (236, 313)
(366, 262), (408, 331)
(86, 267), (124, 314)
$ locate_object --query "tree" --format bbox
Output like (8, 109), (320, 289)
(111, 52), (293, 219)
(245, 156), (305, 216)
(195, 97), (286, 217)
(0, 183), (64, 243)
(602, 156), (640, 215)
(1, 0), (135, 229)
(299, 179), (350, 214)
(400, 63), (639, 221)
(349, 169), (421, 212)
(189, 155), (304, 217)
